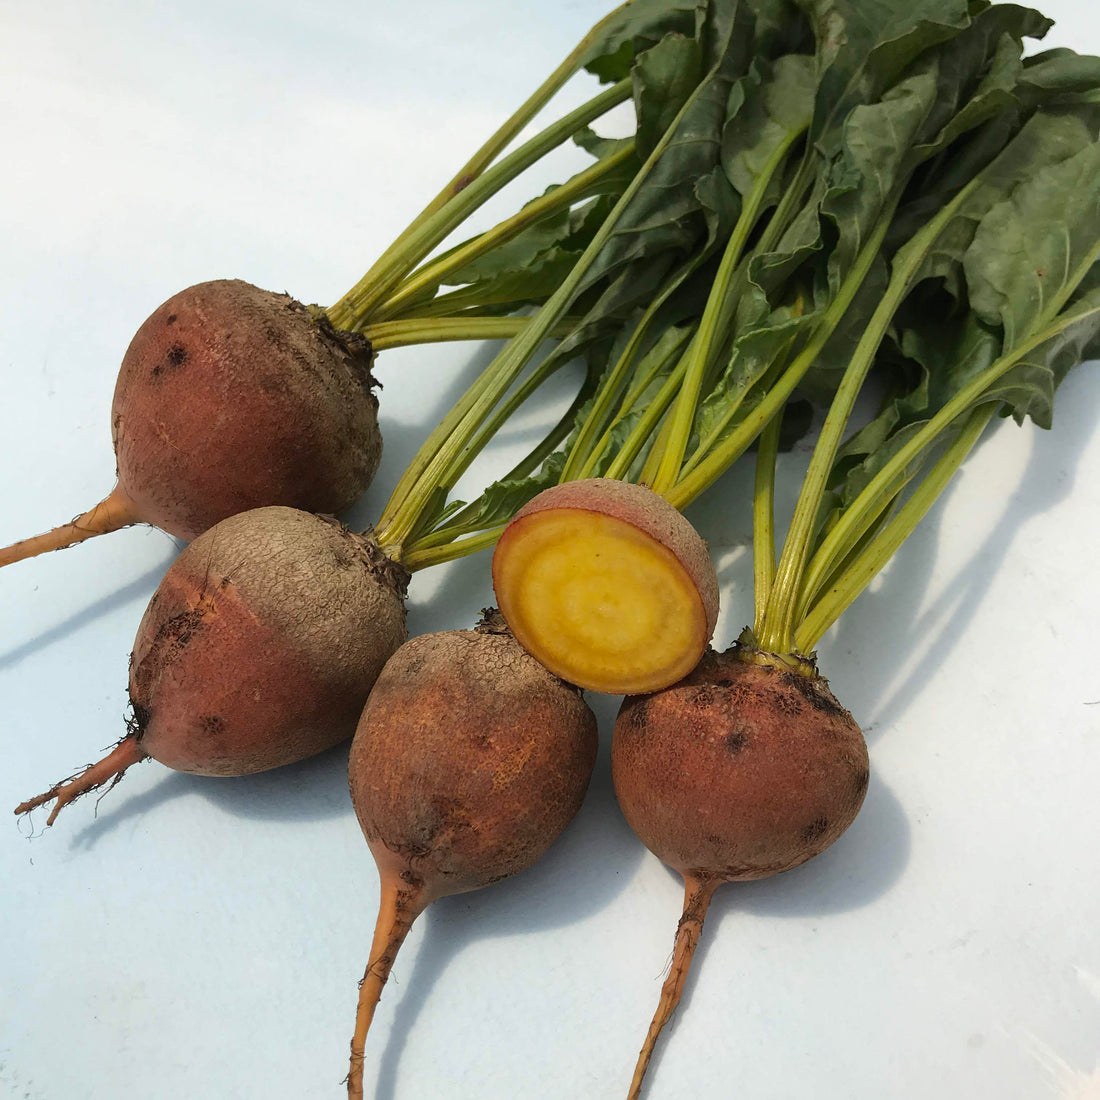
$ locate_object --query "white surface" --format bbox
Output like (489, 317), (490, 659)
(1, 3), (1098, 1099)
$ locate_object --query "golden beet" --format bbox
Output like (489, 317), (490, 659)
(612, 644), (869, 1098)
(345, 615), (598, 1099)
(493, 479), (719, 694)
(1, 280), (381, 567)
(15, 506), (408, 824)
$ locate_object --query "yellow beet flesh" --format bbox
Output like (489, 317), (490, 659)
(493, 507), (710, 694)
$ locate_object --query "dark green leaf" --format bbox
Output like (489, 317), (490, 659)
(722, 53), (816, 201)
(634, 34), (706, 160)
(981, 269), (1100, 427)
(580, 0), (703, 83)
(1022, 48), (1100, 96)
(798, 0), (975, 155)
(963, 140), (1100, 348)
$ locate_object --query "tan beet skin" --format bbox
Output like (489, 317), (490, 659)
(350, 623), (598, 897)
(612, 646), (870, 1097)
(130, 506), (408, 775)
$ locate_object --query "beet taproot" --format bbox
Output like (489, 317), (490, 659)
(345, 613), (598, 1099)
(1, 280), (381, 567)
(612, 642), (869, 1098)
(15, 506), (408, 824)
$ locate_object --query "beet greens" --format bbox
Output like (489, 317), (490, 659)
(602, 3), (1100, 1093)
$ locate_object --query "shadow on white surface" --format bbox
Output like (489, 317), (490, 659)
(65, 738), (359, 850)
(832, 367), (1100, 741)
(609, 774), (911, 1094)
(0, 558), (175, 672)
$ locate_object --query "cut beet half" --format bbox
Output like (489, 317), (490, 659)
(492, 479), (719, 694)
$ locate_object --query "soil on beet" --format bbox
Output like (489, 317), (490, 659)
(613, 647), (869, 882)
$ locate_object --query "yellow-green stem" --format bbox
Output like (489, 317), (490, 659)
(637, 407), (678, 488)
(794, 282), (1100, 629)
(602, 354), (690, 483)
(400, 526), (506, 571)
(752, 398), (784, 634)
(328, 2), (632, 329)
(374, 144), (637, 323)
(433, 343), (580, 500)
(574, 326), (694, 481)
(374, 82), (712, 560)
(327, 78), (632, 330)
(649, 131), (802, 495)
(795, 475), (915, 627)
(560, 274), (680, 482)
(363, 316), (577, 351)
(405, 367), (597, 555)
(665, 208), (895, 513)
(760, 181), (979, 653)
(404, 0), (631, 224)
(795, 404), (996, 651)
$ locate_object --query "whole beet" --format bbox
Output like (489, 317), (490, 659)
(612, 642), (869, 1098)
(1, 280), (382, 566)
(345, 614), (598, 1099)
(113, 280), (382, 539)
(614, 648), (869, 881)
(16, 506), (408, 823)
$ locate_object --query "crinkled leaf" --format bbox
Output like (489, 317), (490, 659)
(799, 0), (976, 156)
(1021, 48), (1100, 96)
(889, 16), (1100, 262)
(896, 110), (1100, 299)
(722, 53), (816, 201)
(822, 258), (1100, 548)
(899, 296), (1002, 410)
(821, 65), (942, 282)
(963, 140), (1100, 349)
(580, 0), (703, 83)
(905, 4), (1049, 165)
(576, 1), (763, 293)
(697, 0), (757, 73)
(743, 0), (813, 55)
(820, 3), (1043, 284)
(980, 268), (1100, 427)
(634, 33), (706, 160)
(888, 110), (1026, 266)
(792, 0), (1049, 295)
(690, 297), (817, 448)
(747, 168), (830, 298)
(695, 162), (742, 245)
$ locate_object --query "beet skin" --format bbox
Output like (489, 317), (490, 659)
(113, 279), (382, 540)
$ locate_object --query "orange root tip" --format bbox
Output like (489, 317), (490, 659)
(0, 485), (142, 569)
(627, 876), (718, 1100)
(347, 875), (429, 1097)
(15, 736), (147, 826)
